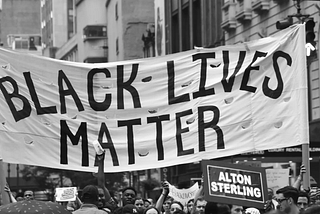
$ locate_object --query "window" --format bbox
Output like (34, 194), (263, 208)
(83, 25), (107, 40)
(15, 40), (29, 49)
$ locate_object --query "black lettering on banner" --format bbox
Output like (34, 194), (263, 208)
(87, 68), (112, 111)
(192, 53), (216, 99)
(95, 122), (119, 166)
(176, 109), (194, 156)
(60, 120), (89, 166)
(240, 51), (268, 93)
(222, 51), (246, 92)
(58, 70), (84, 114)
(263, 51), (291, 99)
(24, 72), (58, 115)
(118, 119), (141, 164)
(198, 106), (224, 150)
(167, 60), (190, 105)
(117, 64), (141, 109)
(0, 76), (31, 122)
(147, 114), (170, 160)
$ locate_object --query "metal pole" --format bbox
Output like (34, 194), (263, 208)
(302, 144), (310, 189)
(0, 159), (10, 205)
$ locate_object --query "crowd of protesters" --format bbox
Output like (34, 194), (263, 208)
(2, 153), (320, 214)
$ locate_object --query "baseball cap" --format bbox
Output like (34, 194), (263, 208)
(122, 204), (139, 214)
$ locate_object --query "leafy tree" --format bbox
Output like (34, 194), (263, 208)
(20, 165), (127, 194)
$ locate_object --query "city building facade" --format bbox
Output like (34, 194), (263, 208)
(54, 0), (107, 62)
(162, 0), (320, 188)
(41, 0), (73, 58)
(106, 0), (154, 62)
(1, 0), (42, 194)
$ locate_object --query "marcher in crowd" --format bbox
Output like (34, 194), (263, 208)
(144, 207), (161, 214)
(155, 181), (171, 214)
(204, 202), (230, 214)
(116, 204), (140, 214)
(73, 185), (107, 214)
(144, 198), (153, 209)
(121, 187), (137, 206)
(170, 201), (184, 214)
(228, 204), (243, 214)
(4, 183), (17, 203)
(135, 197), (146, 213)
(292, 164), (307, 191)
(186, 199), (194, 214)
(297, 191), (310, 213)
(275, 186), (300, 214)
(23, 190), (34, 201)
(265, 188), (279, 212)
(193, 196), (207, 214)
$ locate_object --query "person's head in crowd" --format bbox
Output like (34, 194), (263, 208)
(170, 201), (184, 214)
(297, 191), (310, 213)
(186, 199), (194, 214)
(228, 204), (243, 214)
(205, 202), (231, 214)
(97, 187), (107, 209)
(81, 185), (100, 205)
(173, 209), (186, 214)
(163, 196), (173, 213)
(144, 207), (160, 214)
(144, 198), (152, 208)
(23, 190), (34, 201)
(275, 186), (299, 214)
(121, 204), (139, 214)
(304, 205), (320, 214)
(135, 197), (146, 213)
(122, 187), (137, 206)
(194, 196), (207, 214)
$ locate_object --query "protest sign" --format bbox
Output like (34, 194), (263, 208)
(266, 168), (289, 194)
(168, 182), (199, 207)
(55, 187), (77, 202)
(202, 160), (268, 209)
(0, 24), (309, 172)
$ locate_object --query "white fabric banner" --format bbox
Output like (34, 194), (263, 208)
(0, 24), (309, 172)
(168, 182), (199, 207)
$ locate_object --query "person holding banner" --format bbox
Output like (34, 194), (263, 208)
(156, 181), (172, 214)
